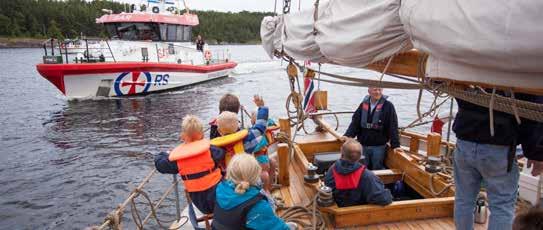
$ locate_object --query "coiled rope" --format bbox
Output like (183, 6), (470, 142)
(277, 194), (326, 230)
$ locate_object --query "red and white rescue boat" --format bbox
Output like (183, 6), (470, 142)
(36, 1), (236, 98)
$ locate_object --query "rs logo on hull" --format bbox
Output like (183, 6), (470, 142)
(114, 72), (152, 96)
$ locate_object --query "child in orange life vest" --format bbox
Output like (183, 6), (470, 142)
(154, 115), (225, 214)
(215, 95), (271, 190)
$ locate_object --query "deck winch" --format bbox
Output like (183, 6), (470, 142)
(304, 163), (320, 183)
(424, 133), (443, 173)
(317, 185), (334, 207)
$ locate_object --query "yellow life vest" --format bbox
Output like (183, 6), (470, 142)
(210, 129), (248, 165)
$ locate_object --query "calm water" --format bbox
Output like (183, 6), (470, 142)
(0, 45), (451, 229)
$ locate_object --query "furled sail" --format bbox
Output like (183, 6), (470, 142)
(261, 0), (543, 90)
(261, 0), (411, 67)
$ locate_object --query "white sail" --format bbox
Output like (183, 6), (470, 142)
(261, 0), (543, 89)
(401, 0), (543, 89)
(261, 0), (411, 66)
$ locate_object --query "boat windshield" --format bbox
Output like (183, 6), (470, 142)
(105, 22), (192, 42)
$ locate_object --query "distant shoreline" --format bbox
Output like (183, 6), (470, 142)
(0, 37), (261, 48)
(0, 37), (46, 48)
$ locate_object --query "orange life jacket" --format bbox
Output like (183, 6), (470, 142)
(265, 125), (280, 145)
(168, 139), (222, 192)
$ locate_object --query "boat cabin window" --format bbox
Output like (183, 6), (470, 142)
(104, 23), (191, 42)
(159, 24), (192, 42)
(105, 23), (160, 41)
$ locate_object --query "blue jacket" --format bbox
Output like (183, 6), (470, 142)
(243, 106), (269, 154)
(215, 180), (289, 230)
(324, 159), (392, 207)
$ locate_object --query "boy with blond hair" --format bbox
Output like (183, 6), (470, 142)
(154, 115), (225, 214)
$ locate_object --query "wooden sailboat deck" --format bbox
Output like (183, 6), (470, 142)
(271, 130), (489, 229)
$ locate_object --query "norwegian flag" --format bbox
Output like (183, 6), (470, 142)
(302, 70), (317, 113)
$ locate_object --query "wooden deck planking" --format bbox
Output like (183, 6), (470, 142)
(286, 165), (305, 205)
(434, 218), (452, 229)
(393, 221), (415, 230)
(279, 187), (293, 207)
(442, 218), (456, 228)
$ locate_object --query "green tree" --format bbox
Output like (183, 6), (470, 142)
(0, 14), (10, 35)
(0, 0), (272, 43)
(47, 19), (62, 39)
(10, 19), (22, 37)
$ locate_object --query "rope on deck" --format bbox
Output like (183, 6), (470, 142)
(277, 194), (326, 230)
(428, 173), (454, 197)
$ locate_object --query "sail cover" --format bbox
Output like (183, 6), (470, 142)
(261, 0), (543, 89)
(401, 0), (543, 89)
(261, 0), (412, 67)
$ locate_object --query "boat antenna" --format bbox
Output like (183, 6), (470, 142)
(181, 0), (190, 14)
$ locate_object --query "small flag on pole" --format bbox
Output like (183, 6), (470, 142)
(302, 69), (316, 113)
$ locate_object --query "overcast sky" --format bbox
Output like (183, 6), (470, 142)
(116, 0), (315, 13)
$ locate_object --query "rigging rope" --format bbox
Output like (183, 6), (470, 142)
(276, 52), (543, 122)
(95, 169), (190, 230)
(306, 67), (423, 90)
(434, 82), (543, 122)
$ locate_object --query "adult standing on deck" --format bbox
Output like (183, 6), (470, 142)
(452, 93), (543, 230)
(195, 34), (205, 52)
(341, 87), (400, 170)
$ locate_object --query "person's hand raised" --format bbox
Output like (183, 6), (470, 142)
(254, 95), (265, 107)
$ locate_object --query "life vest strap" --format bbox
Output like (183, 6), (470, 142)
(180, 166), (219, 181)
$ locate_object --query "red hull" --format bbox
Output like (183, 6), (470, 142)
(36, 62), (237, 94)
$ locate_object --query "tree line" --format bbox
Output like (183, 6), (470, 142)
(0, 0), (273, 43)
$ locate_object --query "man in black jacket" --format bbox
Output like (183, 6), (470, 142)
(195, 34), (205, 52)
(324, 139), (393, 207)
(342, 87), (400, 170)
(452, 92), (542, 230)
